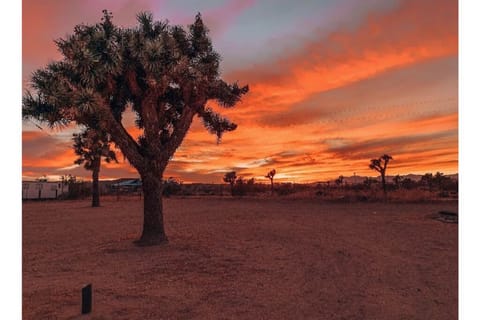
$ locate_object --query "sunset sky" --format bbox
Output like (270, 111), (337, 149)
(22, 0), (458, 183)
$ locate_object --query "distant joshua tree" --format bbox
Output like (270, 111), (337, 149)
(369, 154), (393, 198)
(335, 175), (344, 187)
(265, 169), (276, 195)
(73, 128), (117, 207)
(223, 171), (237, 196)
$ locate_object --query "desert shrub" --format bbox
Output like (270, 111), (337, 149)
(65, 181), (91, 199)
(387, 189), (434, 202)
(439, 178), (458, 192)
(400, 178), (416, 190)
(356, 194), (369, 202)
(437, 191), (450, 198)
(276, 183), (295, 196)
(163, 178), (182, 197)
(233, 178), (247, 196)
(362, 177), (379, 190)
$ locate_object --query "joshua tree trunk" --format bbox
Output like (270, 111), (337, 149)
(270, 179), (274, 195)
(381, 173), (387, 200)
(91, 156), (101, 207)
(137, 166), (168, 245)
(230, 182), (234, 196)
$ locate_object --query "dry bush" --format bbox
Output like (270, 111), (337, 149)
(387, 189), (434, 202)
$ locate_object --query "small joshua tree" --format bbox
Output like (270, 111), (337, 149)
(223, 171), (237, 196)
(73, 127), (117, 207)
(369, 154), (393, 199)
(265, 169), (276, 195)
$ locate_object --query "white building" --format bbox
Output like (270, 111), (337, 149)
(22, 181), (68, 200)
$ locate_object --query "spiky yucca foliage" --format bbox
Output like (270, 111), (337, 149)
(23, 10), (249, 245)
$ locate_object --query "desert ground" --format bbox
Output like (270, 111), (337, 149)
(23, 197), (457, 319)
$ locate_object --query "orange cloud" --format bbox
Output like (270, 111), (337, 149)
(22, 0), (458, 183)
(226, 0), (457, 120)
(22, 131), (47, 142)
(23, 148), (76, 169)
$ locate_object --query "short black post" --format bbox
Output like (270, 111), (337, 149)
(81, 284), (92, 314)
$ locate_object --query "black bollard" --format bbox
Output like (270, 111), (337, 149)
(81, 284), (92, 314)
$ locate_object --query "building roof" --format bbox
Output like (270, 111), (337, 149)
(111, 179), (142, 187)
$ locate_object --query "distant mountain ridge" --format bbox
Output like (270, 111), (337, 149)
(336, 173), (458, 184)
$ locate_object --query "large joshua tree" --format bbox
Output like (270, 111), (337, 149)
(73, 127), (117, 207)
(369, 154), (393, 198)
(22, 11), (248, 245)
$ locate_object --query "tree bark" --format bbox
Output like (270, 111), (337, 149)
(381, 173), (387, 200)
(136, 168), (168, 246)
(91, 156), (101, 207)
(95, 98), (145, 173)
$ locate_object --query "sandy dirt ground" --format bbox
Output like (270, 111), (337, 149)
(23, 197), (457, 319)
